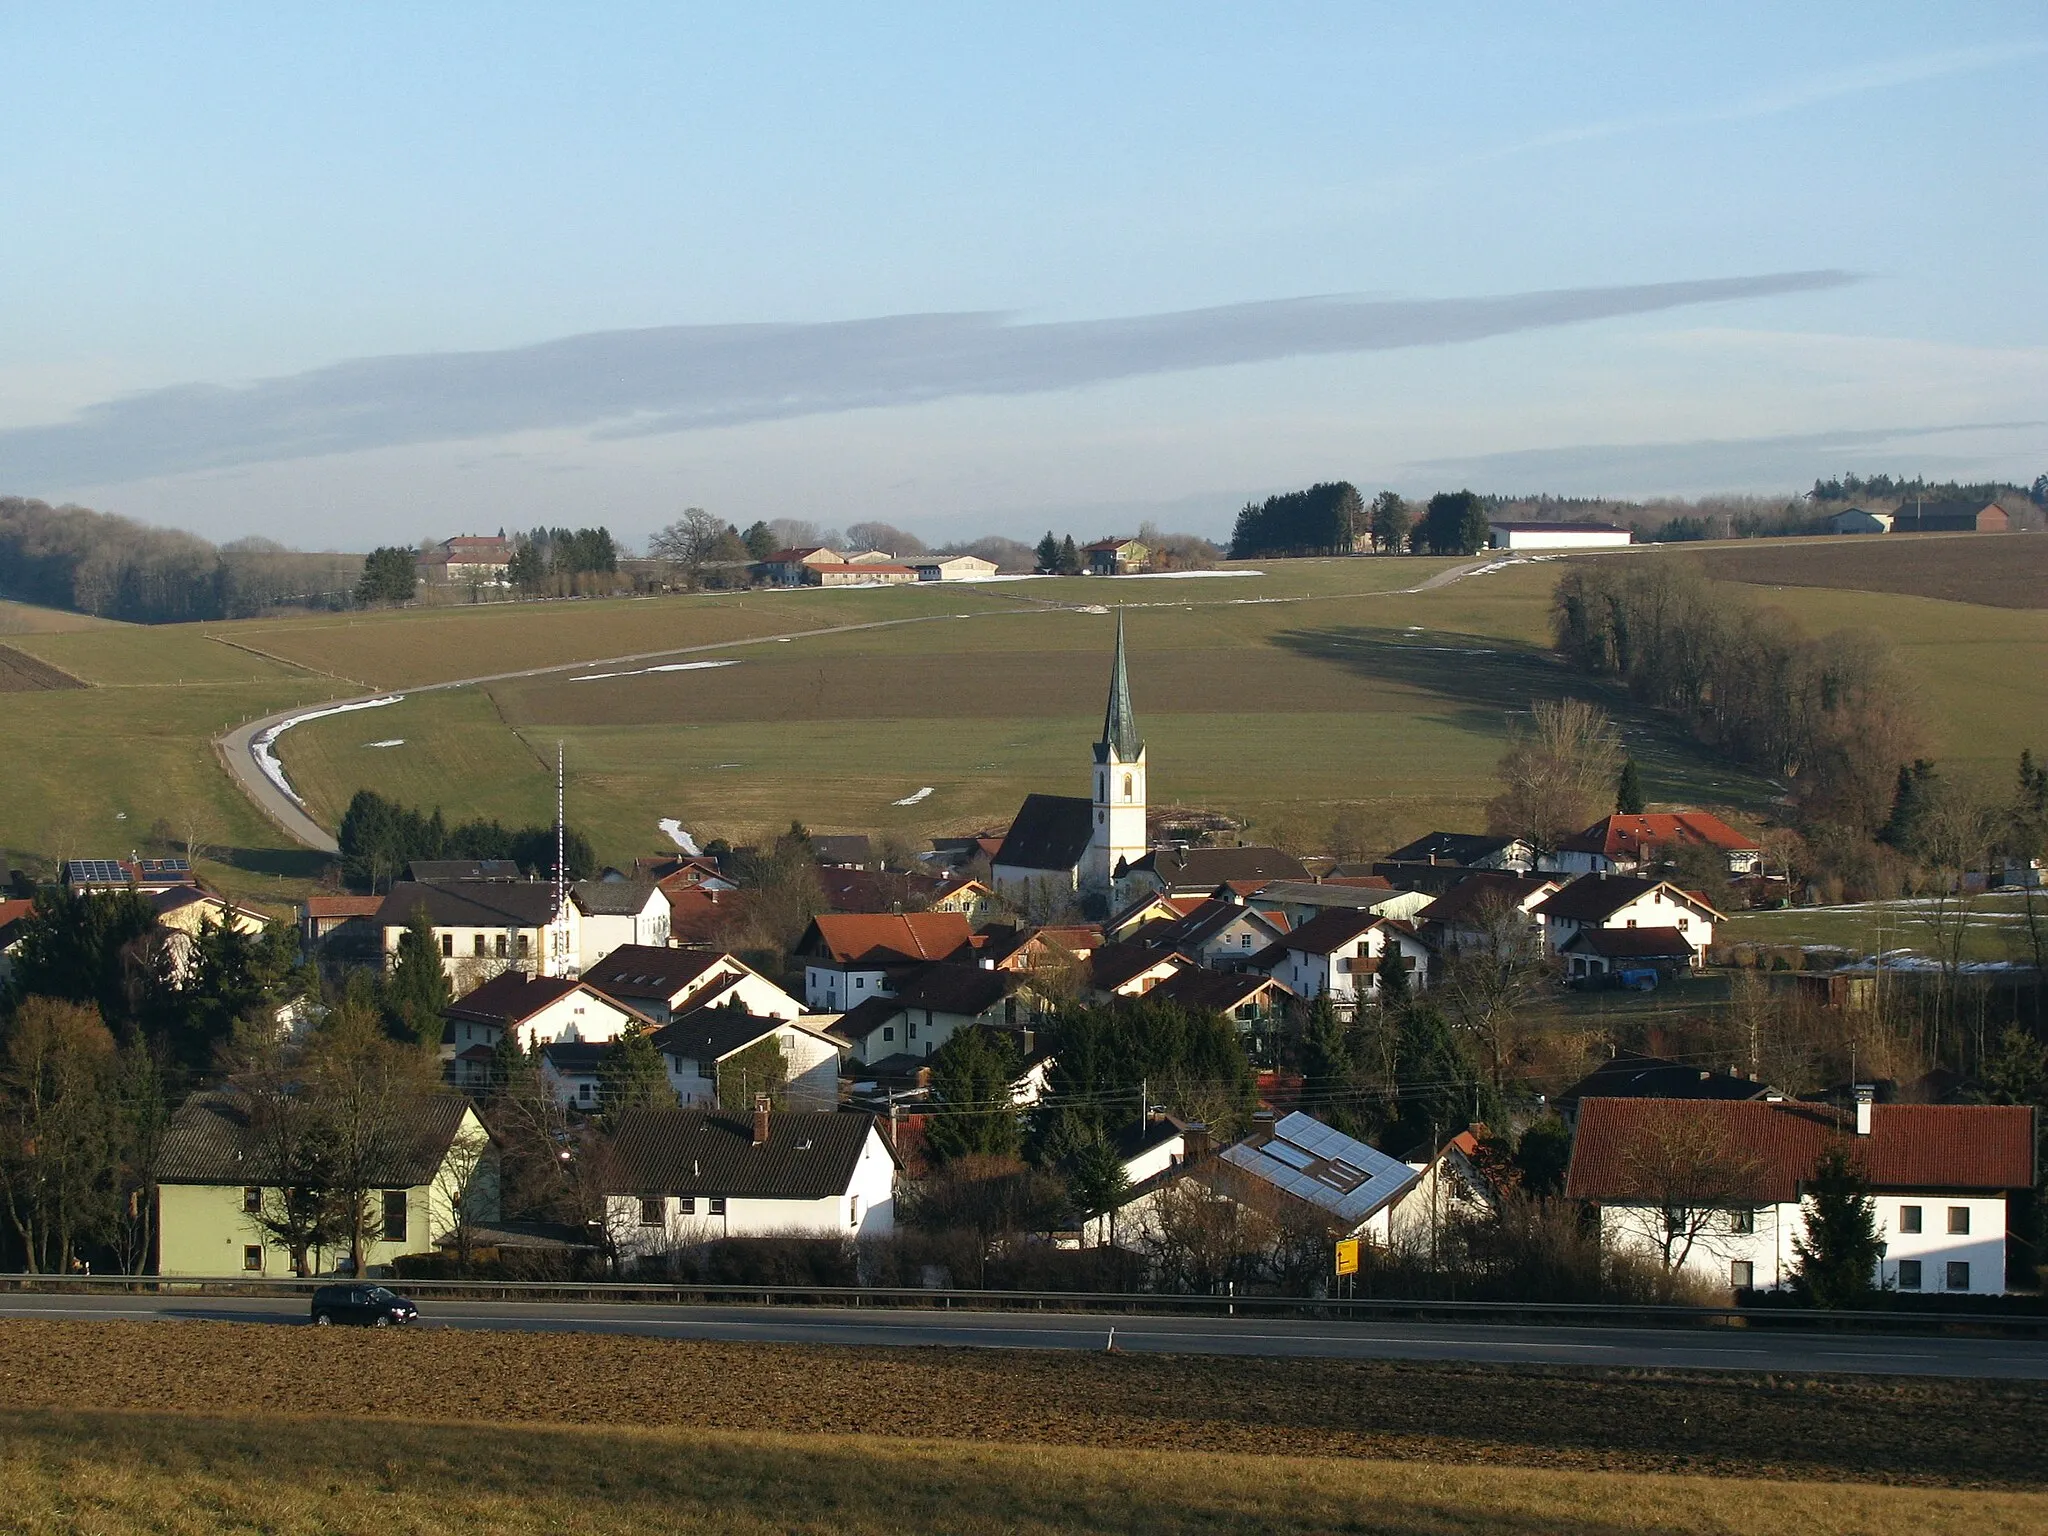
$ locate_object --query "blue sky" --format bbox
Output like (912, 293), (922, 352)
(1, 4), (2043, 547)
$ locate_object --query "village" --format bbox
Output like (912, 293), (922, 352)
(2, 617), (2034, 1313)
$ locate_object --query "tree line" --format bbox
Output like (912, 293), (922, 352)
(1226, 484), (1495, 558)
(336, 789), (596, 893)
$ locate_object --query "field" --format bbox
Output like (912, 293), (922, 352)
(1693, 530), (2048, 610)
(0, 536), (2044, 908)
(0, 1320), (2042, 1533)
(1720, 890), (2048, 966)
(0, 644), (83, 692)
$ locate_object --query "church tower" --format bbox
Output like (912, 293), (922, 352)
(1084, 611), (1147, 895)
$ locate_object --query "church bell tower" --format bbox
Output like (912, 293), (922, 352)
(1084, 611), (1147, 895)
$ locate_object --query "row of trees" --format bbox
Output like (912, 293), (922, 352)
(335, 789), (596, 893)
(1226, 484), (1497, 558)
(507, 527), (619, 594)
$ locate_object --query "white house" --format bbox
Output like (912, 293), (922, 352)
(376, 879), (578, 982)
(1248, 910), (1432, 1012)
(1550, 813), (1761, 878)
(1566, 1094), (2038, 1295)
(1531, 874), (1720, 963)
(1244, 880), (1432, 932)
(794, 911), (976, 1012)
(604, 1106), (899, 1264)
(912, 554), (1000, 581)
(1126, 897), (1289, 970)
(1415, 873), (1561, 958)
(1486, 521), (1632, 551)
(652, 1007), (844, 1109)
(442, 972), (650, 1070)
(1388, 1129), (1502, 1252)
(825, 964), (1017, 1065)
(583, 944), (804, 1023)
(571, 879), (670, 973)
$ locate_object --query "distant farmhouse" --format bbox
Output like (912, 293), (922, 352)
(1889, 500), (2010, 535)
(755, 546), (992, 585)
(1486, 522), (1631, 552)
(416, 534), (513, 584)
(1084, 537), (1148, 574)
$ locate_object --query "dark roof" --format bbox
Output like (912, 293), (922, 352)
(445, 972), (581, 1025)
(827, 994), (907, 1045)
(376, 879), (560, 930)
(1105, 1115), (1186, 1165)
(1383, 832), (1522, 866)
(407, 859), (523, 882)
(1133, 845), (1309, 889)
(1486, 521), (1626, 534)
(605, 1108), (889, 1198)
(1530, 874), (1667, 923)
(1248, 880), (1391, 912)
(818, 867), (944, 912)
(810, 834), (875, 868)
(1559, 926), (1698, 959)
(1088, 941), (1186, 992)
(583, 945), (733, 1003)
(1139, 898), (1281, 952)
(1555, 1051), (1769, 1112)
(1566, 1099), (2038, 1203)
(994, 793), (1095, 874)
(1094, 611), (1143, 763)
(893, 964), (1010, 1017)
(1264, 907), (1380, 957)
(1150, 968), (1286, 1014)
(571, 878), (660, 916)
(541, 1041), (608, 1074)
(1418, 873), (1559, 925)
(650, 1006), (788, 1064)
(158, 1090), (479, 1186)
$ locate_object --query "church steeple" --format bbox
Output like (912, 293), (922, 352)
(1095, 610), (1143, 764)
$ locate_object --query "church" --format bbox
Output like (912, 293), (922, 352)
(991, 613), (1148, 906)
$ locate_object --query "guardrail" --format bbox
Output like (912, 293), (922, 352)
(2, 1273), (2042, 1335)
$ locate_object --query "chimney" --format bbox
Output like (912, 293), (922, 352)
(1181, 1122), (1211, 1164)
(1854, 1085), (1874, 1137)
(752, 1093), (771, 1146)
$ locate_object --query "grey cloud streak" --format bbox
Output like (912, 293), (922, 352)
(2, 270), (1855, 487)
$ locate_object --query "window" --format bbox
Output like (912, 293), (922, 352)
(1677, 917), (1689, 931)
(1899, 1204), (1923, 1234)
(474, 934), (488, 957)
(1946, 1261), (1970, 1291)
(1625, 919), (1638, 929)
(518, 934), (531, 957)
(496, 934), (508, 958)
(678, 1197), (695, 1216)
(850, 1195), (861, 1227)
(856, 977), (866, 991)
(578, 1082), (594, 1103)
(1728, 1209), (1754, 1235)
(441, 933), (454, 958)
(709, 1197), (727, 1217)
(242, 1245), (263, 1272)
(883, 1026), (895, 1042)
(1948, 1206), (1970, 1235)
(381, 1190), (409, 1243)
(1897, 1259), (1923, 1290)
(908, 1020), (918, 1040)
(1730, 1260), (1754, 1290)
(242, 1186), (262, 1214)
(1123, 773), (1133, 799)
(639, 1197), (665, 1227)
(1663, 1207), (1684, 1236)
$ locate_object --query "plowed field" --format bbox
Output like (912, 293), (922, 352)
(0, 643), (83, 692)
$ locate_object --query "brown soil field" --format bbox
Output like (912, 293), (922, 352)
(1692, 530), (2048, 609)
(0, 1320), (2041, 1489)
(0, 643), (85, 692)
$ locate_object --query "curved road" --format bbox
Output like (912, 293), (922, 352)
(216, 560), (1519, 852)
(1, 1292), (2041, 1377)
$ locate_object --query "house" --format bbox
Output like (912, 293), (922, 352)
(815, 561), (918, 586)
(1248, 910), (1432, 1012)
(1119, 845), (1308, 903)
(1074, 1114), (1192, 1246)
(794, 911), (976, 1010)
(1531, 875), (1720, 962)
(156, 1090), (497, 1277)
(1890, 500), (2010, 534)
(1084, 941), (1189, 1002)
(811, 834), (876, 871)
(652, 1006), (844, 1108)
(539, 1041), (610, 1111)
(1083, 537), (1148, 574)
(300, 893), (385, 947)
(1127, 897), (1290, 971)
(604, 1106), (898, 1261)
(754, 546), (848, 585)
(1383, 831), (1537, 873)
(407, 858), (523, 882)
(570, 878), (671, 971)
(825, 964), (1017, 1063)
(1565, 1094), (2038, 1294)
(1828, 507), (1892, 535)
(1486, 522), (1631, 551)
(416, 535), (513, 584)
(990, 793), (1096, 896)
(913, 554), (1000, 581)
(1147, 967), (1294, 1034)
(663, 885), (743, 946)
(1244, 879), (1432, 931)
(0, 897), (35, 986)
(635, 854), (737, 894)
(1553, 1050), (1771, 1121)
(1105, 892), (1203, 940)
(1414, 873), (1561, 958)
(981, 923), (1103, 975)
(582, 944), (803, 1023)
(377, 878), (576, 981)
(928, 877), (997, 922)
(1552, 812), (1760, 877)
(63, 856), (196, 893)
(1559, 925), (1700, 982)
(1388, 1128), (1502, 1251)
(442, 972), (651, 1072)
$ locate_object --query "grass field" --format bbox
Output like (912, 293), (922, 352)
(0, 1319), (2042, 1533)
(2, 538), (2045, 906)
(1720, 890), (2048, 966)
(0, 644), (83, 692)
(1693, 530), (2048, 610)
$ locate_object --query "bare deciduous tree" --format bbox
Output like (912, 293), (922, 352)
(1487, 698), (1623, 850)
(1617, 1107), (1763, 1272)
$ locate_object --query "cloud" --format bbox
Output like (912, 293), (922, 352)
(1399, 420), (2048, 497)
(0, 271), (1855, 489)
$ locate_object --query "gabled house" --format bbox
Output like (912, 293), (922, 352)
(1890, 499), (2010, 534)
(811, 834), (875, 871)
(651, 1006), (844, 1108)
(0, 897), (35, 987)
(156, 1090), (497, 1277)
(1118, 845), (1308, 901)
(63, 856), (197, 893)
(1553, 1050), (1772, 1122)
(1565, 1095), (2037, 1295)
(663, 886), (743, 946)
(1084, 941), (1189, 1002)
(1531, 875), (1720, 963)
(1414, 873), (1561, 957)
(146, 887), (279, 980)
(442, 973), (651, 1077)
(794, 911), (976, 1011)
(913, 554), (1000, 581)
(1084, 537), (1148, 575)
(1105, 892), (1203, 941)
(376, 879), (576, 982)
(1127, 897), (1289, 970)
(1382, 831), (1536, 873)
(1244, 879), (1431, 931)
(1248, 910), (1431, 1012)
(604, 1106), (898, 1261)
(1558, 926), (1699, 981)
(754, 546), (847, 585)
(1147, 967), (1294, 1034)
(415, 534), (512, 584)
(582, 944), (803, 1023)
(300, 893), (385, 948)
(539, 1041), (610, 1111)
(1388, 1128), (1503, 1250)
(825, 963), (1017, 1064)
(571, 878), (670, 972)
(817, 866), (945, 914)
(928, 877), (997, 922)
(1552, 813), (1760, 878)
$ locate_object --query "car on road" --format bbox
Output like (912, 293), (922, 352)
(309, 1284), (419, 1327)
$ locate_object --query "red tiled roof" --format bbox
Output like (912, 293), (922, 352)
(1560, 812), (1759, 860)
(1267, 907), (1381, 957)
(303, 894), (385, 919)
(804, 911), (975, 965)
(1565, 1099), (2037, 1204)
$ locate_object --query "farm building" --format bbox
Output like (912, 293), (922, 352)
(1551, 812), (1761, 877)
(1485, 522), (1631, 551)
(416, 535), (512, 584)
(1827, 507), (1892, 534)
(754, 546), (847, 584)
(1890, 500), (2010, 534)
(913, 555), (1000, 580)
(1084, 537), (1148, 574)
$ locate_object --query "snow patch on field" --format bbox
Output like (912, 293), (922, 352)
(572, 659), (738, 682)
(893, 787), (935, 806)
(253, 695), (404, 807)
(363, 739), (404, 749)
(658, 819), (700, 854)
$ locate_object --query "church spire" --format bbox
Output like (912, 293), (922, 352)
(1098, 610), (1142, 762)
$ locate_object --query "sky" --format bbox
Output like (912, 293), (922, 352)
(1, 3), (2044, 550)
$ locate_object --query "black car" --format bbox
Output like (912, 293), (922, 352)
(309, 1284), (419, 1327)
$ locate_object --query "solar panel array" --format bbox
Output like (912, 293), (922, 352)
(65, 859), (128, 885)
(136, 858), (191, 876)
(1221, 1111), (1418, 1226)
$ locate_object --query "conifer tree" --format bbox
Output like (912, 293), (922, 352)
(1792, 1142), (1885, 1307)
(384, 906), (451, 1046)
(1616, 758), (1646, 814)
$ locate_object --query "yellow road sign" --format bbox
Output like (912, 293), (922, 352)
(1333, 1238), (1359, 1276)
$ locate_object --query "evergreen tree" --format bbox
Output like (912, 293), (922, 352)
(1421, 490), (1491, 555)
(484, 1022), (529, 1098)
(1369, 491), (1411, 553)
(4, 887), (158, 1027)
(1793, 1142), (1885, 1307)
(741, 521), (778, 561)
(1387, 1002), (1480, 1155)
(1034, 531), (1062, 574)
(384, 907), (451, 1045)
(926, 1025), (1024, 1161)
(1616, 757), (1646, 814)
(353, 547), (418, 605)
(1057, 535), (1082, 574)
(1879, 759), (1939, 848)
(717, 1035), (788, 1110)
(599, 1019), (673, 1119)
(1063, 1136), (1131, 1238)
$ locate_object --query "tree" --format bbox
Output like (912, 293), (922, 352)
(1618, 1106), (1762, 1272)
(600, 1019), (674, 1119)
(1386, 1001), (1480, 1155)
(926, 1026), (1024, 1161)
(5, 887), (158, 1028)
(741, 521), (778, 561)
(844, 521), (927, 556)
(384, 906), (451, 1047)
(1436, 892), (1555, 1092)
(1369, 491), (1411, 554)
(302, 997), (439, 1277)
(1420, 491), (1490, 555)
(903, 1154), (1068, 1285)
(1057, 535), (1082, 575)
(1616, 758), (1646, 815)
(354, 547), (417, 605)
(1034, 531), (1062, 574)
(1063, 1136), (1131, 1244)
(1487, 698), (1624, 851)
(716, 1035), (788, 1112)
(1793, 1142), (1885, 1307)
(0, 998), (119, 1273)
(647, 507), (728, 584)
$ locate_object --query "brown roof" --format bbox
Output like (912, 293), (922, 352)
(1560, 925), (1698, 959)
(1533, 874), (1721, 924)
(303, 894), (385, 919)
(1560, 812), (1758, 860)
(1565, 1099), (2037, 1204)
(444, 972), (583, 1026)
(159, 1090), (481, 1187)
(1262, 907), (1381, 957)
(665, 887), (742, 944)
(1419, 873), (1560, 925)
(801, 911), (974, 966)
(1088, 942), (1187, 992)
(582, 944), (734, 1003)
(605, 1108), (891, 1199)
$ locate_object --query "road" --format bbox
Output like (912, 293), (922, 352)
(3, 1292), (2043, 1378)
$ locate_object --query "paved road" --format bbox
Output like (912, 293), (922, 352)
(4, 1293), (2042, 1378)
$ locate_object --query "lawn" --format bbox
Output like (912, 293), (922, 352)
(1720, 891), (2048, 967)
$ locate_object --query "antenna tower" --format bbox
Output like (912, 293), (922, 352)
(552, 740), (570, 975)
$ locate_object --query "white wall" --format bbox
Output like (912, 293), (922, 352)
(511, 988), (644, 1051)
(805, 962), (890, 1011)
(1490, 526), (1631, 551)
(577, 897), (669, 973)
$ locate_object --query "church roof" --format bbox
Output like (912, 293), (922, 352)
(1094, 611), (1143, 764)
(994, 794), (1096, 875)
